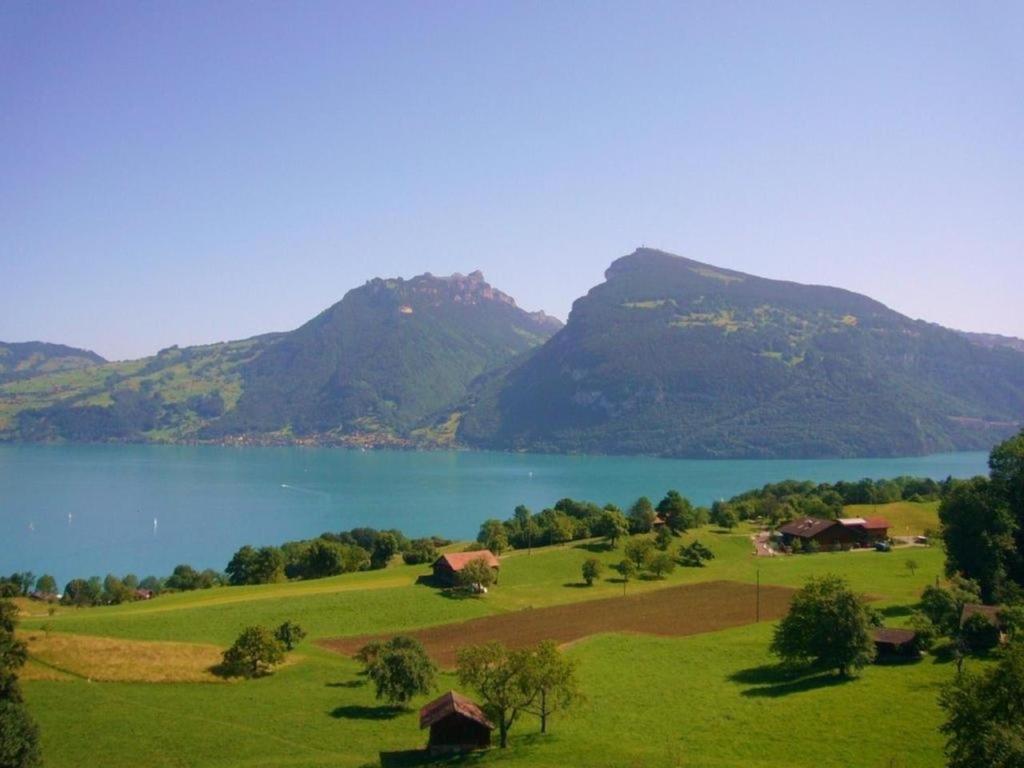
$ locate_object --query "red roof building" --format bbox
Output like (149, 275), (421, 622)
(420, 690), (493, 754)
(431, 550), (500, 586)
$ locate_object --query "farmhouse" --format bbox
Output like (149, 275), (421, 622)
(778, 516), (890, 550)
(419, 690), (493, 754)
(873, 627), (920, 659)
(431, 550), (500, 586)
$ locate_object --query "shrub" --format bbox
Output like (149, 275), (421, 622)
(220, 626), (285, 678)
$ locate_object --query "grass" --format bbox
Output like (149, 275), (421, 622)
(19, 631), (227, 683)
(843, 501), (940, 537)
(19, 527), (957, 767)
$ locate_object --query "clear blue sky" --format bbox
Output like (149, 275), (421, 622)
(2, 1), (1021, 360)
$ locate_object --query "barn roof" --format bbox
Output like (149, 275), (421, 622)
(778, 517), (836, 538)
(961, 603), (1003, 627)
(838, 517), (867, 527)
(420, 691), (494, 730)
(861, 517), (890, 530)
(873, 627), (917, 646)
(433, 550), (500, 572)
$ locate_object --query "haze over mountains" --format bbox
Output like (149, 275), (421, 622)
(3, 249), (1023, 458)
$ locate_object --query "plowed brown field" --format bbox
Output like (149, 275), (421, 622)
(321, 579), (794, 666)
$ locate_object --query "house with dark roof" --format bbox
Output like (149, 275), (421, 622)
(420, 690), (493, 754)
(431, 550), (500, 586)
(778, 516), (890, 550)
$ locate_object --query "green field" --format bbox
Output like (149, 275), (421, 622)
(844, 500), (941, 537)
(20, 528), (958, 768)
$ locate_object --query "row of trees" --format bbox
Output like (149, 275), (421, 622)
(225, 528), (449, 586)
(719, 475), (945, 527)
(60, 565), (218, 606)
(0, 599), (41, 768)
(477, 492), (711, 554)
(354, 635), (580, 749)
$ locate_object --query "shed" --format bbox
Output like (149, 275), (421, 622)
(431, 550), (500, 587)
(420, 690), (493, 754)
(873, 627), (920, 659)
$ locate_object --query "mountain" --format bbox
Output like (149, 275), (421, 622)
(959, 330), (1024, 355)
(0, 341), (105, 383)
(457, 248), (1024, 458)
(1, 271), (560, 445)
(203, 271), (560, 443)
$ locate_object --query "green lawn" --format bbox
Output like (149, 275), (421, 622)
(20, 529), (956, 767)
(844, 500), (941, 537)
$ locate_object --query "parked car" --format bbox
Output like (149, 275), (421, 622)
(874, 541), (892, 552)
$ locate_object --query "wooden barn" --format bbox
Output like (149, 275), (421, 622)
(431, 550), (500, 587)
(873, 627), (921, 659)
(960, 603), (1008, 644)
(778, 516), (890, 550)
(419, 691), (493, 754)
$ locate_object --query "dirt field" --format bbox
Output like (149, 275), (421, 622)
(321, 579), (794, 666)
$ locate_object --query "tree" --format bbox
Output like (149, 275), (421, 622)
(654, 525), (674, 551)
(657, 490), (700, 533)
(33, 575), (56, 596)
(770, 575), (877, 676)
(939, 477), (1015, 602)
(960, 613), (1001, 653)
(0, 598), (41, 768)
(61, 578), (97, 606)
(274, 621), (306, 651)
(362, 636), (437, 707)
(647, 552), (676, 579)
(679, 540), (715, 568)
(457, 558), (496, 592)
(165, 564), (203, 591)
(226, 545), (258, 585)
(220, 626), (285, 678)
(919, 578), (982, 637)
(139, 575), (163, 594)
(581, 558), (603, 586)
(522, 641), (580, 734)
(371, 532), (400, 569)
(102, 574), (132, 605)
(251, 547), (286, 583)
(628, 497), (657, 534)
(456, 642), (535, 748)
(905, 558), (918, 578)
(989, 429), (1024, 589)
(616, 559), (636, 595)
(402, 538), (439, 565)
(595, 509), (629, 549)
(710, 501), (739, 530)
(477, 519), (510, 555)
(939, 641), (1024, 768)
(624, 538), (654, 570)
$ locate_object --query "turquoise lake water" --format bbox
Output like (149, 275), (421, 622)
(0, 443), (988, 583)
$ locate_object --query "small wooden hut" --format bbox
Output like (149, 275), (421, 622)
(419, 690), (493, 754)
(431, 550), (500, 586)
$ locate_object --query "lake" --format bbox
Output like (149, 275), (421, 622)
(0, 443), (988, 583)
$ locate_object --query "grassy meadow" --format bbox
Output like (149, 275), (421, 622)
(18, 507), (959, 768)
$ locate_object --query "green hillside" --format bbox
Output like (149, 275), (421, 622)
(0, 272), (560, 444)
(206, 271), (561, 441)
(458, 248), (1024, 458)
(0, 341), (105, 384)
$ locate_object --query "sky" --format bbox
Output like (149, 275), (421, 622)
(1, 1), (1022, 361)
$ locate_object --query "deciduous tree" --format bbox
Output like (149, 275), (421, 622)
(362, 636), (436, 707)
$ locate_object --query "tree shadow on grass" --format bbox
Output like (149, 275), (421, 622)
(573, 541), (611, 553)
(435, 589), (481, 601)
(729, 663), (854, 698)
(325, 679), (366, 688)
(330, 704), (405, 720)
(880, 604), (914, 619)
(380, 749), (491, 767)
(562, 582), (594, 589)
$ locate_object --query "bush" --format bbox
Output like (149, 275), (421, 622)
(457, 558), (496, 592)
(581, 558), (603, 586)
(220, 626), (285, 678)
